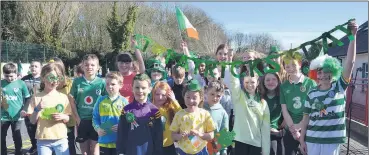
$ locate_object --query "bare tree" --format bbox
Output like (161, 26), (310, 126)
(21, 2), (80, 48)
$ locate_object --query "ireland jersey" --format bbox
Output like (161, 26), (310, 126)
(1, 79), (30, 121)
(304, 76), (348, 144)
(280, 76), (316, 124)
(70, 76), (106, 120)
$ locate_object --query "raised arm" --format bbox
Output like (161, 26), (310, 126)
(342, 21), (358, 80)
(132, 37), (146, 74)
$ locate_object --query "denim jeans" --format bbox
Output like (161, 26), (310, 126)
(37, 138), (69, 155)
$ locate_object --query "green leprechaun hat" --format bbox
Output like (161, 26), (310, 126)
(146, 59), (168, 80)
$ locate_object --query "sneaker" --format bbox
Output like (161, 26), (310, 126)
(27, 147), (37, 154)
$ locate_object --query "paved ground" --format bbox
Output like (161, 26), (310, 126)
(4, 121), (369, 155)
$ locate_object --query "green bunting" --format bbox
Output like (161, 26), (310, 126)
(133, 18), (355, 79)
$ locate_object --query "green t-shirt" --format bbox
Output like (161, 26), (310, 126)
(1, 79), (30, 121)
(265, 95), (281, 129)
(70, 77), (106, 120)
(280, 76), (316, 124)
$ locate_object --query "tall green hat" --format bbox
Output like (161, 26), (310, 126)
(146, 59), (167, 80)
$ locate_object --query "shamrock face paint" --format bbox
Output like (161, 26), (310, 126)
(46, 74), (64, 83)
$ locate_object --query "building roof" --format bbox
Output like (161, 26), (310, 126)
(327, 21), (368, 57)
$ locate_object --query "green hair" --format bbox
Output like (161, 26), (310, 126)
(282, 50), (303, 64)
(322, 57), (342, 81)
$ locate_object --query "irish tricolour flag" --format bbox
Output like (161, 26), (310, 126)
(175, 6), (199, 40)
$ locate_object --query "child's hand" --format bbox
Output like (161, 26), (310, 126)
(52, 113), (69, 122)
(348, 20), (358, 36)
(36, 99), (46, 110)
(20, 110), (28, 118)
(75, 116), (81, 126)
(131, 36), (138, 49)
(180, 41), (188, 50)
(97, 128), (106, 136)
(167, 91), (176, 101)
(190, 130), (203, 137)
(181, 131), (190, 138)
(299, 141), (308, 155)
(111, 124), (118, 132)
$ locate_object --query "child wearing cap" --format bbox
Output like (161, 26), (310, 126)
(116, 38), (146, 103)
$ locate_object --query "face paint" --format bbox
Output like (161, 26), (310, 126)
(46, 74), (64, 82)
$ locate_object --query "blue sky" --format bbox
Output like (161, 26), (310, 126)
(177, 2), (367, 50)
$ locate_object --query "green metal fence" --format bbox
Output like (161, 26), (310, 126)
(1, 41), (64, 63)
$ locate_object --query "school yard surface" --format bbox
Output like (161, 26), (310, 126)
(4, 122), (368, 155)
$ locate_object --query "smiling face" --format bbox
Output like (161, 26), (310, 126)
(284, 60), (301, 75)
(133, 80), (151, 102)
(199, 63), (206, 74)
(243, 76), (259, 94)
(83, 59), (99, 77)
(184, 91), (202, 108)
(117, 61), (133, 75)
(151, 71), (163, 81)
(153, 88), (168, 107)
(43, 70), (62, 90)
(317, 68), (333, 86)
(264, 73), (279, 91)
(216, 48), (228, 62)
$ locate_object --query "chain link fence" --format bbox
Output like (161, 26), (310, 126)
(1, 41), (66, 63)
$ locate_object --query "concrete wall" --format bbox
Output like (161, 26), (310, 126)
(1, 63), (31, 78)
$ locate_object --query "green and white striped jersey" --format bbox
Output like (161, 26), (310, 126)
(303, 76), (349, 144)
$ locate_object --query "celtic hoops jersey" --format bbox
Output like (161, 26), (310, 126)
(70, 76), (106, 120)
(280, 76), (316, 124)
(304, 76), (349, 144)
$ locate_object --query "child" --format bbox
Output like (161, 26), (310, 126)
(92, 72), (129, 155)
(21, 60), (42, 154)
(116, 73), (163, 155)
(224, 63), (270, 155)
(74, 63), (84, 78)
(300, 21), (357, 155)
(70, 54), (106, 155)
(268, 47), (288, 82)
(280, 50), (317, 155)
(204, 80), (229, 155)
(52, 57), (77, 155)
(152, 81), (182, 155)
(1, 62), (31, 155)
(117, 38), (145, 103)
(171, 65), (187, 109)
(259, 73), (284, 155)
(170, 79), (216, 155)
(27, 63), (72, 155)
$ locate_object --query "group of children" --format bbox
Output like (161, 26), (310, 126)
(0, 21), (357, 155)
